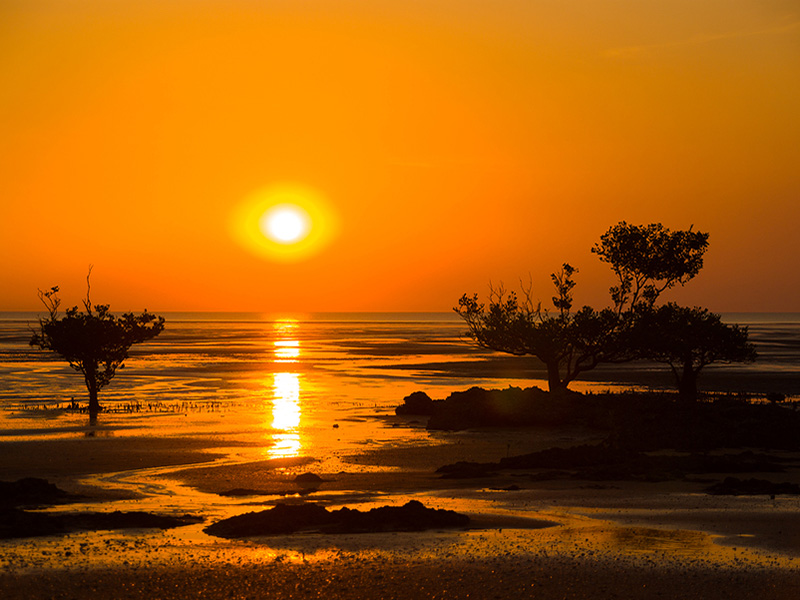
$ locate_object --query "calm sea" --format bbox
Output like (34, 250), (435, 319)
(1, 311), (798, 420)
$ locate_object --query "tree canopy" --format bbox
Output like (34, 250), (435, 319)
(632, 303), (757, 401)
(591, 221), (709, 312)
(456, 221), (753, 398)
(30, 283), (165, 417)
(456, 264), (630, 392)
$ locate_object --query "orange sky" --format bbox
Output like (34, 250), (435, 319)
(2, 0), (798, 312)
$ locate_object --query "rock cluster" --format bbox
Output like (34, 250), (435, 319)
(0, 478), (201, 539)
(204, 500), (470, 538)
(397, 387), (800, 452)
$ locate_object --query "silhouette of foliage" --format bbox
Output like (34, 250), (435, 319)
(30, 276), (164, 417)
(456, 264), (631, 391)
(591, 221), (709, 312)
(632, 303), (757, 402)
(455, 222), (753, 396)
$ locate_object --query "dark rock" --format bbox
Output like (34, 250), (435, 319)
(218, 488), (271, 497)
(529, 470), (572, 482)
(608, 397), (800, 452)
(706, 477), (800, 496)
(0, 508), (201, 540)
(0, 508), (67, 538)
(438, 445), (790, 483)
(436, 461), (496, 479)
(0, 478), (74, 508)
(205, 503), (333, 538)
(204, 500), (470, 538)
(401, 387), (800, 451)
(68, 511), (202, 531)
(217, 486), (318, 498)
(219, 487), (317, 497)
(327, 500), (470, 534)
(395, 391), (441, 416)
(498, 444), (634, 470)
(423, 386), (598, 431)
(294, 473), (324, 484)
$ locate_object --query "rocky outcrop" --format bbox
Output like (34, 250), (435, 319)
(204, 500), (470, 538)
(396, 386), (598, 431)
(0, 477), (75, 508)
(398, 387), (800, 452)
(394, 391), (442, 416)
(0, 478), (201, 539)
(0, 507), (202, 539)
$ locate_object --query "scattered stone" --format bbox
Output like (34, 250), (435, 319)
(204, 500), (470, 538)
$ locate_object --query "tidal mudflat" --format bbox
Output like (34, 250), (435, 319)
(2, 314), (799, 598)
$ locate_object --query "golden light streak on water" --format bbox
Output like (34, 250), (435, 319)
(265, 319), (303, 458)
(273, 340), (299, 362)
(267, 372), (302, 459)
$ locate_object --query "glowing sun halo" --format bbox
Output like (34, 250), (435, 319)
(231, 184), (338, 262)
(259, 205), (311, 244)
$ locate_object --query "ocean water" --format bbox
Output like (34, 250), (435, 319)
(0, 312), (493, 408)
(1, 312), (798, 448)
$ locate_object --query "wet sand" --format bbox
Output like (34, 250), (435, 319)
(3, 553), (799, 600)
(2, 422), (800, 599)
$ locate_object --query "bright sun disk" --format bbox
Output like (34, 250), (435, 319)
(259, 205), (311, 244)
(231, 183), (338, 262)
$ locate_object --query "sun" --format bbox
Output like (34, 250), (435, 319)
(231, 183), (338, 262)
(259, 204), (311, 244)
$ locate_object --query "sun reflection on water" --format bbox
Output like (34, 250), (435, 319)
(273, 340), (300, 362)
(271, 373), (300, 429)
(268, 372), (302, 458)
(267, 320), (303, 458)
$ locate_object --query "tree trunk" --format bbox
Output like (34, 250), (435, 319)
(677, 360), (698, 403)
(545, 361), (566, 393)
(86, 374), (101, 417)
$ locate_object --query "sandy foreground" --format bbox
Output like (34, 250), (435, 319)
(2, 423), (800, 599)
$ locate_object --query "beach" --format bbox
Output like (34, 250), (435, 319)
(2, 413), (800, 599)
(2, 314), (800, 598)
